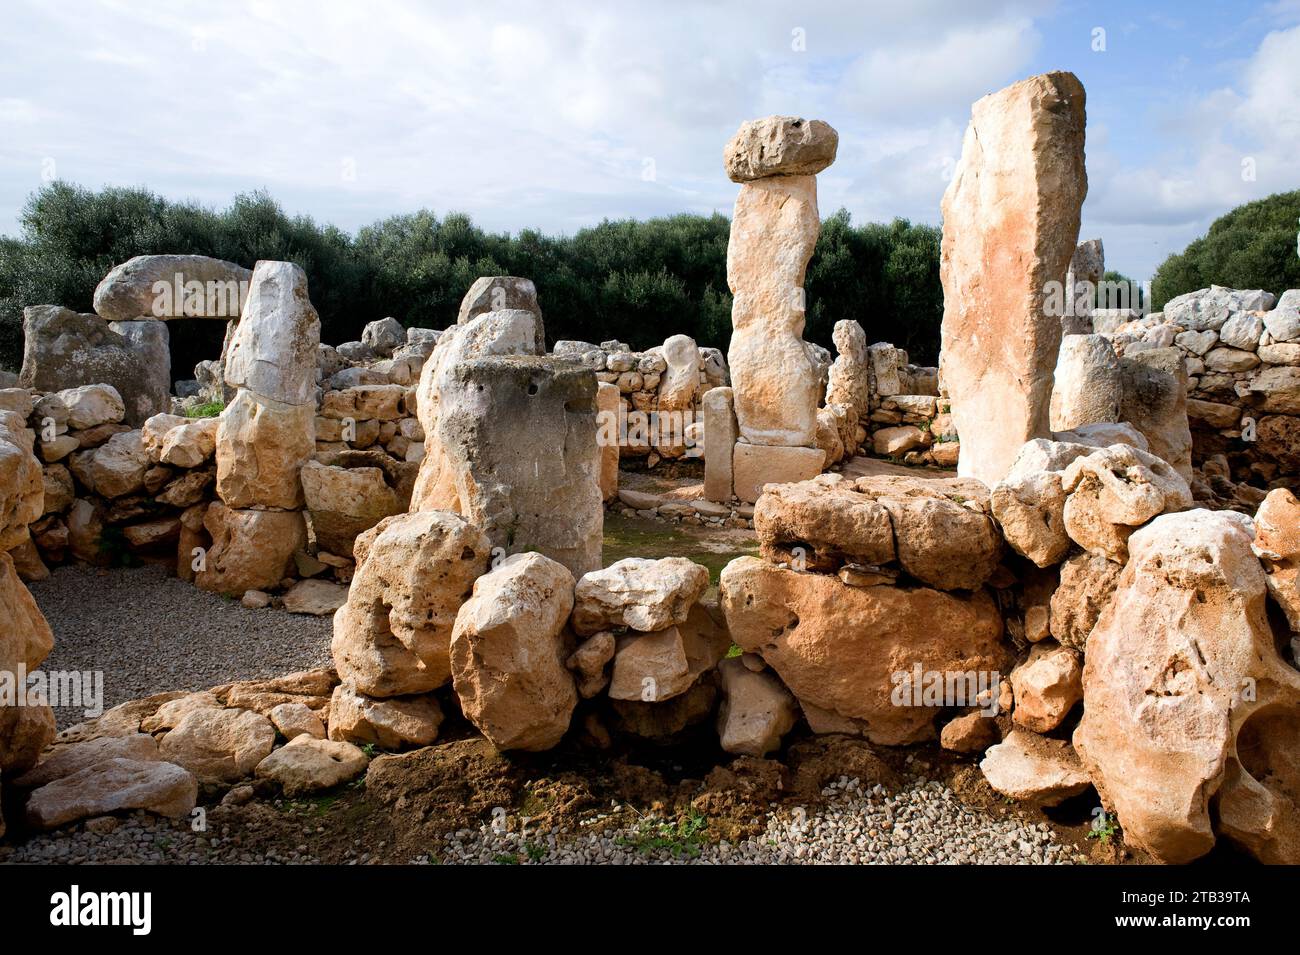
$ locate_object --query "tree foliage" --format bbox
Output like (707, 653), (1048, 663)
(1151, 190), (1300, 309)
(0, 183), (947, 375)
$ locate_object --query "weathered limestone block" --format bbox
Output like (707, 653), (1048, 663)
(413, 356), (602, 577)
(450, 552), (578, 752)
(215, 390), (315, 509)
(716, 657), (796, 756)
(1253, 488), (1300, 631)
(572, 557), (710, 635)
(1074, 509), (1300, 864)
(938, 72), (1088, 486)
(194, 503), (306, 595)
(0, 411), (43, 551)
(990, 438), (1103, 567)
(1060, 443), (1193, 563)
(70, 429), (148, 499)
(825, 319), (869, 447)
(720, 557), (1007, 745)
(980, 730), (1091, 808)
(25, 758), (197, 830)
(1063, 238), (1104, 334)
(253, 736), (368, 796)
(94, 254), (250, 321)
(0, 551), (56, 774)
(1049, 550), (1122, 650)
(726, 170), (823, 446)
(1009, 642), (1082, 732)
(327, 682), (442, 749)
(723, 115), (838, 181)
(19, 306), (162, 426)
(300, 459), (402, 557)
(732, 442), (824, 504)
(1050, 334), (1121, 431)
(331, 511), (490, 698)
(158, 704), (276, 784)
(1119, 346), (1193, 481)
(596, 381), (620, 502)
(160, 417), (218, 469)
(456, 276), (545, 353)
(222, 261), (321, 405)
(702, 387), (737, 502)
(755, 473), (1001, 590)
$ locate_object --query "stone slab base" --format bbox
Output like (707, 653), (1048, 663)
(732, 442), (825, 503)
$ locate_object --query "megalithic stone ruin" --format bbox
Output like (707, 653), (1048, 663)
(714, 116), (838, 502)
(939, 72), (1088, 488)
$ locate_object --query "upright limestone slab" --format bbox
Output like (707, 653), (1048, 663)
(939, 72), (1088, 487)
(727, 174), (823, 446)
(414, 356), (603, 578)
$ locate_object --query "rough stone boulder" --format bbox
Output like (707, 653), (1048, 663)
(0, 551), (56, 774)
(93, 254), (251, 321)
(58, 383), (125, 430)
(716, 657), (797, 756)
(159, 417), (218, 468)
(1050, 333), (1121, 431)
(24, 758), (197, 830)
(215, 390), (315, 509)
(723, 115), (838, 182)
(331, 510), (490, 698)
(414, 355), (602, 577)
(572, 556), (710, 636)
(157, 703), (276, 784)
(327, 682), (442, 749)
(1119, 346), (1193, 482)
(990, 438), (1098, 567)
(1252, 489), (1300, 632)
(13, 733), (159, 788)
(70, 429), (148, 499)
(194, 503), (306, 595)
(19, 306), (164, 425)
(980, 730), (1092, 808)
(1009, 642), (1082, 732)
(254, 736), (368, 797)
(754, 473), (1001, 590)
(1060, 443), (1193, 563)
(1048, 550), (1122, 650)
(300, 459), (402, 557)
(938, 72), (1088, 486)
(1074, 509), (1300, 864)
(450, 552), (578, 752)
(222, 261), (321, 406)
(1162, 285), (1274, 332)
(456, 276), (545, 353)
(0, 412), (43, 551)
(720, 556), (1007, 744)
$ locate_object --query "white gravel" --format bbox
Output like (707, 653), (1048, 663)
(28, 563), (333, 728)
(0, 777), (1083, 865)
(432, 777), (1084, 866)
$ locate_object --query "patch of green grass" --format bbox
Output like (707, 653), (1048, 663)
(522, 841), (546, 863)
(725, 643), (744, 659)
(493, 853), (519, 865)
(615, 809), (709, 859)
(602, 511), (756, 586)
(186, 399), (224, 418)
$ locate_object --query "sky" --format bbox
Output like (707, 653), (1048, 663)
(1, 0), (1298, 280)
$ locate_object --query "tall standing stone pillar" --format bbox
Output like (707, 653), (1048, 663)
(722, 116), (837, 502)
(938, 72), (1088, 488)
(199, 261), (319, 594)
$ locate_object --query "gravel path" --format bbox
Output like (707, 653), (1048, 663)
(0, 777), (1083, 865)
(28, 564), (333, 728)
(435, 778), (1083, 865)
